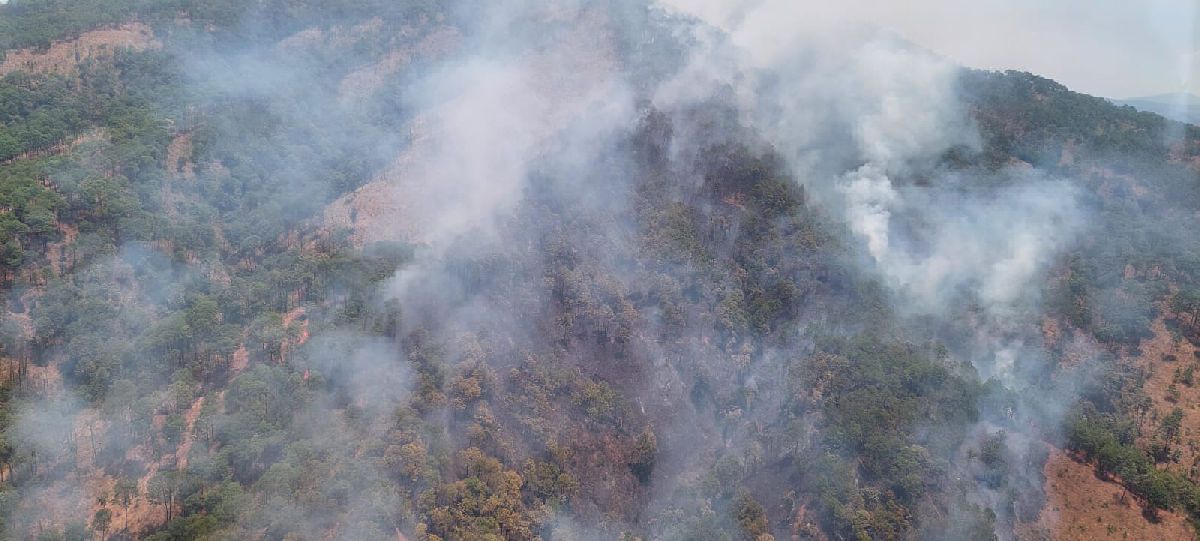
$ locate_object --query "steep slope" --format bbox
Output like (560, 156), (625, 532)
(0, 3), (1198, 541)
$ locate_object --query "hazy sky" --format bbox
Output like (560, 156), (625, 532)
(662, 0), (1200, 99)
(0, 0), (1192, 97)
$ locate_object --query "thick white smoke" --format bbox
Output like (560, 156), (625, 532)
(381, 3), (635, 302)
(661, 0), (1084, 342)
(655, 4), (1091, 536)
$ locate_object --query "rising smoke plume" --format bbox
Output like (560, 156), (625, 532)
(6, 1), (1184, 540)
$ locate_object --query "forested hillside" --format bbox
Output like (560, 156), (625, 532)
(0, 2), (1197, 541)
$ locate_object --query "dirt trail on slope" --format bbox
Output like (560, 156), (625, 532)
(281, 307), (310, 362)
(159, 132), (195, 220)
(174, 396), (205, 470)
(0, 23), (159, 77)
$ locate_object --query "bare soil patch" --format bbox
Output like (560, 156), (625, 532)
(1023, 447), (1194, 540)
(0, 23), (159, 77)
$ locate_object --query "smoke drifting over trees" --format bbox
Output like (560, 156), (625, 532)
(0, 1), (1199, 540)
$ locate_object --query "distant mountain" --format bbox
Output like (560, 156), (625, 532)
(1114, 92), (1200, 125)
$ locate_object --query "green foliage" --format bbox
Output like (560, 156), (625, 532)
(0, 0), (445, 53)
(90, 507), (112, 535)
(961, 70), (1197, 166)
(734, 492), (769, 540)
(975, 432), (1009, 489)
(522, 460), (578, 505)
(801, 337), (980, 499)
(629, 426), (657, 484)
(783, 337), (983, 538)
(1160, 407), (1185, 442)
(6, 6), (1200, 541)
(1066, 406), (1200, 517)
(572, 378), (620, 423)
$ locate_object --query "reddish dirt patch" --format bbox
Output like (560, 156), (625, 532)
(46, 222), (79, 278)
(1088, 165), (1150, 200)
(165, 132), (195, 180)
(1129, 315), (1200, 476)
(74, 410), (108, 471)
(321, 169), (426, 248)
(337, 25), (460, 102)
(281, 307), (310, 362)
(27, 359), (64, 396)
(0, 23), (159, 77)
(174, 396), (205, 470)
(319, 115), (434, 247)
(158, 132), (195, 220)
(1023, 447), (1194, 540)
(230, 344), (250, 374)
(1042, 317), (1061, 349)
(87, 473), (166, 537)
(276, 17), (385, 53)
(791, 503), (828, 540)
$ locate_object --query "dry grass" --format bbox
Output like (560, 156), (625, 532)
(1023, 446), (1194, 540)
(0, 23), (159, 77)
(1129, 315), (1200, 477)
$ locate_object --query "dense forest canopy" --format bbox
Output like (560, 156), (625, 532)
(0, 1), (1197, 541)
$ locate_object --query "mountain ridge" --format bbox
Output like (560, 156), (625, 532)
(1113, 92), (1200, 125)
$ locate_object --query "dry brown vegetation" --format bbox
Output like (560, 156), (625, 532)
(165, 132), (195, 181)
(0, 22), (158, 77)
(338, 25), (460, 102)
(1022, 447), (1194, 540)
(1030, 304), (1200, 539)
(1130, 315), (1200, 473)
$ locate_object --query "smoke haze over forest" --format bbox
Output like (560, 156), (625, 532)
(0, 1), (1198, 540)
